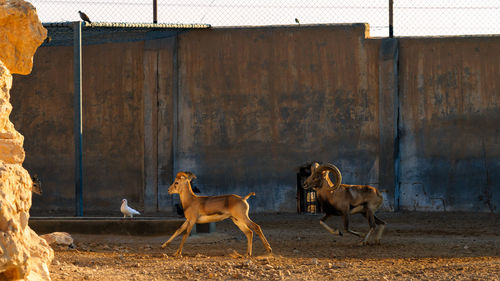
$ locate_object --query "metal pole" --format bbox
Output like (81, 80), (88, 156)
(171, 36), (179, 212)
(389, 0), (394, 38)
(153, 0), (158, 23)
(73, 21), (84, 217)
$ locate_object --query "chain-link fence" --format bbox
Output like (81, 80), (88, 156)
(31, 0), (500, 37)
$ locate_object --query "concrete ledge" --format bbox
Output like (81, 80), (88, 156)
(29, 217), (185, 236)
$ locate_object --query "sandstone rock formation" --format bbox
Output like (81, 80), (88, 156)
(0, 0), (47, 75)
(0, 0), (53, 280)
(40, 232), (75, 249)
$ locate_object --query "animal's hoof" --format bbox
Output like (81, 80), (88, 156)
(338, 231), (343, 237)
(174, 250), (183, 258)
(161, 243), (168, 249)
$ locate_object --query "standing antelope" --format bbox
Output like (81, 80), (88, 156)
(161, 172), (272, 257)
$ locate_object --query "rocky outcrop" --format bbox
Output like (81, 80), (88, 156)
(0, 0), (53, 280)
(0, 164), (54, 281)
(0, 0), (47, 75)
(40, 232), (74, 248)
(0, 62), (25, 165)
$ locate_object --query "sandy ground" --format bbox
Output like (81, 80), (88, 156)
(48, 212), (499, 281)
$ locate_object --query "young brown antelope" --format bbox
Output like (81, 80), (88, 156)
(161, 172), (272, 257)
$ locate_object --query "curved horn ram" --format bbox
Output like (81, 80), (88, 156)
(304, 162), (386, 245)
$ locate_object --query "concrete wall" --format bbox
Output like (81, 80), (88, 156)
(10, 24), (500, 215)
(175, 25), (384, 212)
(12, 42), (150, 215)
(398, 37), (500, 212)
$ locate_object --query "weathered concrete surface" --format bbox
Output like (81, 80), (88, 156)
(9, 24), (500, 215)
(30, 218), (184, 235)
(12, 24), (385, 214)
(398, 37), (500, 212)
(12, 42), (148, 215)
(378, 38), (399, 211)
(144, 38), (177, 213)
(11, 45), (75, 215)
(176, 24), (381, 212)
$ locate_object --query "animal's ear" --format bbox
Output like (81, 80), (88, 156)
(186, 172), (197, 181)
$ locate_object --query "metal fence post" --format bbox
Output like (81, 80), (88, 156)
(153, 0), (158, 23)
(73, 21), (84, 217)
(389, 0), (394, 37)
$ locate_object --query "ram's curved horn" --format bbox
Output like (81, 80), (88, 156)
(315, 163), (342, 189)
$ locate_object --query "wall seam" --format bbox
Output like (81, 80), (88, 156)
(394, 39), (401, 211)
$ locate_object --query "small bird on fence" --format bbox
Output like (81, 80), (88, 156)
(78, 11), (92, 24)
(120, 199), (141, 218)
(295, 18), (300, 25)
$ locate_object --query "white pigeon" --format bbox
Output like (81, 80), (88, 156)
(120, 199), (140, 218)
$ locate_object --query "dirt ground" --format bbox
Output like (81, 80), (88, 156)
(48, 212), (499, 281)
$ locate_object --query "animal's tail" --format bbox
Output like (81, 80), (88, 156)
(243, 192), (256, 200)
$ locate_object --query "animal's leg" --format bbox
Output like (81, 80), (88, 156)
(360, 210), (377, 246)
(161, 220), (189, 249)
(373, 215), (386, 244)
(231, 217), (254, 256)
(320, 214), (342, 236)
(349, 205), (364, 215)
(359, 228), (374, 246)
(174, 220), (195, 257)
(246, 218), (272, 253)
(374, 215), (385, 225)
(343, 213), (363, 237)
